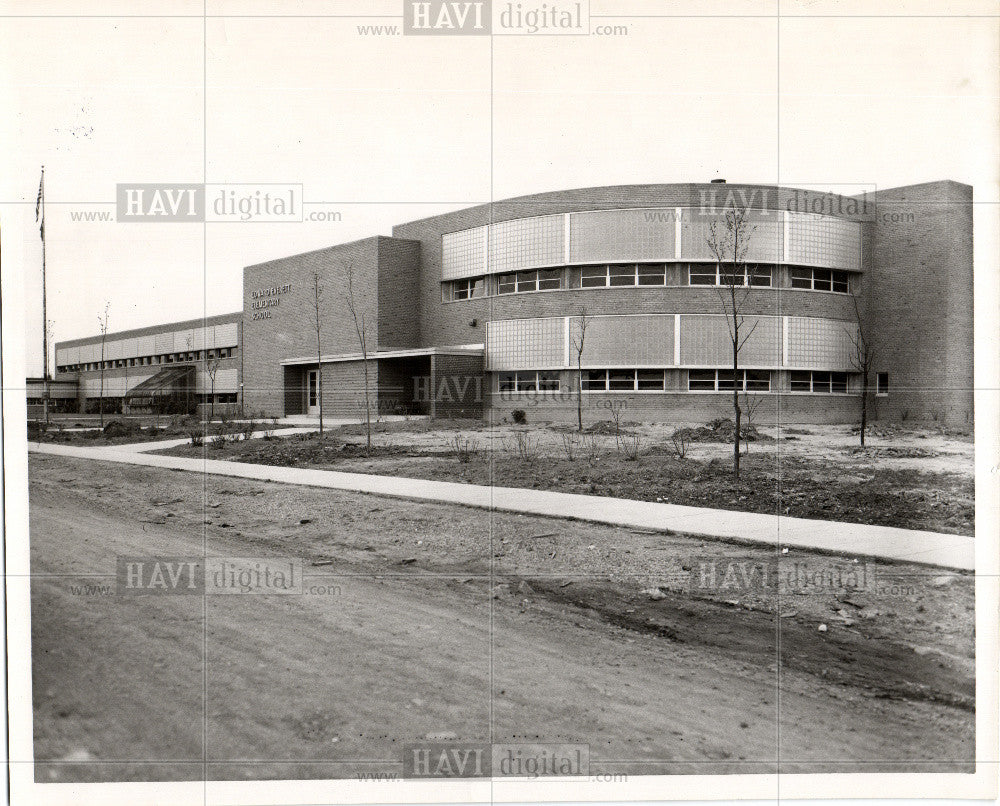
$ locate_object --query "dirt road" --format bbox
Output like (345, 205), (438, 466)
(29, 455), (973, 782)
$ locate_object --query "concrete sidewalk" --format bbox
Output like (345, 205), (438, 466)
(28, 439), (974, 571)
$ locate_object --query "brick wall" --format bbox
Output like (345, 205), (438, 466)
(242, 236), (419, 416)
(866, 181), (973, 426)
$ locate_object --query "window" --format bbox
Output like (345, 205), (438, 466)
(688, 370), (717, 390)
(687, 370), (772, 392)
(636, 369), (666, 390)
(877, 372), (889, 396)
(492, 269), (563, 295)
(790, 370), (849, 393)
(583, 370), (608, 391)
(537, 269), (562, 291)
(789, 267), (850, 293)
(748, 265), (773, 287)
(609, 265), (636, 286)
(608, 369), (635, 390)
(581, 265), (609, 288)
(689, 265), (717, 285)
(498, 371), (560, 393)
(449, 277), (486, 300)
(638, 264), (667, 286)
(690, 264), (773, 287)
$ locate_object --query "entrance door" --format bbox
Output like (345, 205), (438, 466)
(305, 369), (320, 415)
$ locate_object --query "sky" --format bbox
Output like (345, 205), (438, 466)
(2, 0), (998, 375)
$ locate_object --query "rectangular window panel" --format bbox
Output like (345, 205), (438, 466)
(689, 265), (717, 285)
(812, 269), (833, 292)
(745, 370), (771, 391)
(636, 369), (665, 390)
(609, 265), (637, 286)
(811, 371), (832, 392)
(608, 370), (636, 391)
(717, 370), (738, 391)
(498, 373), (516, 392)
(790, 268), (813, 289)
(581, 265), (608, 288)
(515, 373), (538, 392)
(516, 270), (539, 293)
(831, 271), (849, 294)
(877, 372), (889, 395)
(637, 264), (667, 285)
(688, 369), (717, 391)
(537, 371), (561, 391)
(497, 274), (516, 295)
(831, 372), (848, 393)
(749, 265), (773, 287)
(537, 268), (562, 291)
(584, 370), (607, 391)
(790, 371), (812, 392)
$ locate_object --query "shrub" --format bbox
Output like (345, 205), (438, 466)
(670, 429), (691, 459)
(560, 433), (579, 461)
(511, 409), (527, 425)
(189, 429), (205, 447)
(451, 434), (479, 463)
(618, 432), (642, 461)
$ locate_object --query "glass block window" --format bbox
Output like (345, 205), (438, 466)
(787, 317), (857, 369)
(578, 314), (675, 367)
(787, 213), (862, 270)
(680, 208), (783, 263)
(569, 208), (675, 263)
(486, 317), (566, 371)
(442, 225), (487, 280)
(488, 215), (564, 274)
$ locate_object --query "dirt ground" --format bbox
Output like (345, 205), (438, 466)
(158, 419), (975, 535)
(30, 454), (973, 782)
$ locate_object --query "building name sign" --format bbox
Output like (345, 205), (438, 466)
(249, 284), (292, 320)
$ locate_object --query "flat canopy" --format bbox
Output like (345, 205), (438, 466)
(279, 345), (484, 367)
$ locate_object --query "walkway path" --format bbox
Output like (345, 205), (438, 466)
(27, 434), (974, 571)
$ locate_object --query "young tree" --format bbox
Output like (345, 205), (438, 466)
(570, 307), (591, 432)
(706, 203), (758, 481)
(206, 356), (221, 421)
(311, 272), (325, 438)
(97, 302), (110, 427)
(846, 291), (876, 447)
(345, 264), (373, 452)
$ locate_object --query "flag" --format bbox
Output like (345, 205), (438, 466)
(36, 168), (44, 240)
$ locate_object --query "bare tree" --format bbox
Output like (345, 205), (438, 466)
(206, 356), (221, 421)
(311, 272), (325, 438)
(97, 302), (110, 427)
(345, 265), (373, 452)
(570, 307), (591, 432)
(705, 202), (758, 481)
(846, 290), (876, 447)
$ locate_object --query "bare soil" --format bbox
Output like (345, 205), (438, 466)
(157, 421), (975, 535)
(29, 455), (973, 781)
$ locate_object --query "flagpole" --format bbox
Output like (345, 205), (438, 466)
(40, 166), (50, 425)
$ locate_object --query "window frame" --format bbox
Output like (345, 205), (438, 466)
(876, 372), (889, 396)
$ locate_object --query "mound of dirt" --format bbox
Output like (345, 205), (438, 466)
(672, 418), (772, 444)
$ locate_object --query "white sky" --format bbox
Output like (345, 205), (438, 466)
(1, 0), (998, 374)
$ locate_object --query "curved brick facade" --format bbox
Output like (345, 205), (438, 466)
(54, 181), (973, 427)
